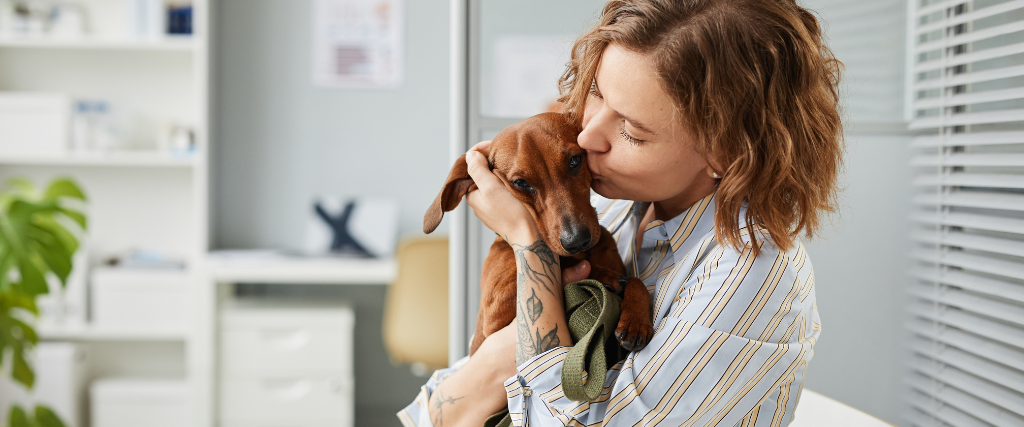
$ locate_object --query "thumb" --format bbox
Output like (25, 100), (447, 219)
(465, 150), (502, 192)
(562, 260), (591, 284)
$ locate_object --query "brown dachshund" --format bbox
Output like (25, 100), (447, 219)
(423, 112), (654, 356)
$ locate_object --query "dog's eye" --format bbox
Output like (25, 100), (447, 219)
(512, 179), (534, 192)
(568, 154), (582, 169)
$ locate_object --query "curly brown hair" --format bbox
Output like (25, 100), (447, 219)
(559, 0), (844, 254)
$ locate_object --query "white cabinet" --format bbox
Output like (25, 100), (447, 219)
(90, 379), (189, 427)
(0, 1), (212, 426)
(90, 267), (189, 331)
(219, 376), (354, 421)
(0, 343), (88, 427)
(219, 305), (355, 427)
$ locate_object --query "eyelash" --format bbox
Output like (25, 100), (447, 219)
(589, 82), (603, 99)
(619, 125), (645, 146)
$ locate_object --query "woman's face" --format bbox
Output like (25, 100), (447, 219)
(579, 43), (715, 215)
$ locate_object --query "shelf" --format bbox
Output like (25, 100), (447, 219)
(37, 324), (187, 341)
(0, 151), (197, 168)
(207, 251), (397, 285)
(0, 36), (197, 52)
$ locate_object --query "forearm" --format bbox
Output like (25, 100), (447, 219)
(508, 230), (572, 366)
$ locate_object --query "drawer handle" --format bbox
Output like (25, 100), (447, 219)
(260, 328), (311, 351)
(262, 379), (311, 401)
(327, 376), (344, 393)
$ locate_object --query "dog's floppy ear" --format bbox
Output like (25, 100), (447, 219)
(424, 154), (477, 234)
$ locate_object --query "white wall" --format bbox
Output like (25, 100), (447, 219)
(796, 0), (911, 423)
(212, 0), (452, 424)
(802, 134), (912, 425)
(214, 0), (452, 251)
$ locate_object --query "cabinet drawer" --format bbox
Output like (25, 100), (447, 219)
(221, 421), (350, 427)
(219, 375), (353, 422)
(220, 326), (353, 374)
(220, 305), (354, 374)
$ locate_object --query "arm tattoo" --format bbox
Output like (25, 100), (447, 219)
(429, 384), (463, 427)
(511, 239), (560, 297)
(512, 239), (562, 365)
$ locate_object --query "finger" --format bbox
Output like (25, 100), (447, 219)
(562, 260), (591, 284)
(471, 140), (493, 152)
(465, 150), (502, 192)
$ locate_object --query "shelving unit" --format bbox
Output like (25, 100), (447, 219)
(0, 36), (196, 51)
(37, 324), (188, 342)
(0, 0), (210, 426)
(0, 151), (196, 167)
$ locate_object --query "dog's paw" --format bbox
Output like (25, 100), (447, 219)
(614, 315), (654, 352)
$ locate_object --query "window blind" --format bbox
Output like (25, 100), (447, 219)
(906, 0), (1024, 426)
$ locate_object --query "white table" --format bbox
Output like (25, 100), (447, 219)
(791, 389), (895, 427)
(190, 251), (397, 427)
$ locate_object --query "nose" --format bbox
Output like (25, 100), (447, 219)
(559, 224), (592, 254)
(578, 110), (612, 153)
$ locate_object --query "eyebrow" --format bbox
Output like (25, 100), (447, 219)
(621, 113), (656, 135)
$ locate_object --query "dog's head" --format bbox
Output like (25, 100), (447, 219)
(423, 112), (601, 256)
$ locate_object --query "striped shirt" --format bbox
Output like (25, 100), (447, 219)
(399, 193), (820, 427)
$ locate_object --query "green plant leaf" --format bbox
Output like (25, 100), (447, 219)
(33, 405), (66, 427)
(31, 217), (78, 257)
(0, 213), (29, 261)
(4, 178), (35, 198)
(16, 258), (49, 296)
(11, 340), (35, 389)
(4, 291), (38, 316)
(12, 317), (38, 346)
(42, 179), (86, 202)
(0, 177), (87, 403)
(30, 242), (70, 285)
(8, 404), (31, 427)
(55, 208), (86, 230)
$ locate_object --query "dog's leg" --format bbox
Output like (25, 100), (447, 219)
(615, 277), (654, 351)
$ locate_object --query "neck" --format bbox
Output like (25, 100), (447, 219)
(650, 179), (717, 221)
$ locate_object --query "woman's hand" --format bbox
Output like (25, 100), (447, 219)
(425, 260), (591, 427)
(464, 141), (539, 244)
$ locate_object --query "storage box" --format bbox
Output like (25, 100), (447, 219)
(0, 343), (88, 427)
(90, 378), (188, 427)
(0, 92), (71, 155)
(90, 267), (188, 331)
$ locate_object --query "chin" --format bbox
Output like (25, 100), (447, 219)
(592, 180), (624, 201)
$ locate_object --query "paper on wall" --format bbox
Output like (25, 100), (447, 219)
(489, 35), (574, 118)
(312, 0), (403, 88)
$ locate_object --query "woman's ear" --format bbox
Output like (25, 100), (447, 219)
(705, 156), (723, 179)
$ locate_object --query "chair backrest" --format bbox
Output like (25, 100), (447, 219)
(382, 236), (449, 369)
(790, 389), (895, 427)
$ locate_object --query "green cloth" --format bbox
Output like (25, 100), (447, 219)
(484, 279), (627, 427)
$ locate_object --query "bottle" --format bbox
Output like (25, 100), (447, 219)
(70, 101), (92, 152)
(91, 101), (117, 152)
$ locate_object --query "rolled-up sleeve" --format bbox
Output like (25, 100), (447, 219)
(505, 238), (821, 427)
(397, 357), (471, 427)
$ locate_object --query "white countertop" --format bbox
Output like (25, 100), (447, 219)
(205, 250), (397, 285)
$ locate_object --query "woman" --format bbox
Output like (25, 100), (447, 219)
(401, 0), (842, 425)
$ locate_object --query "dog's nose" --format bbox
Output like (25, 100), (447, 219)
(560, 226), (591, 254)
